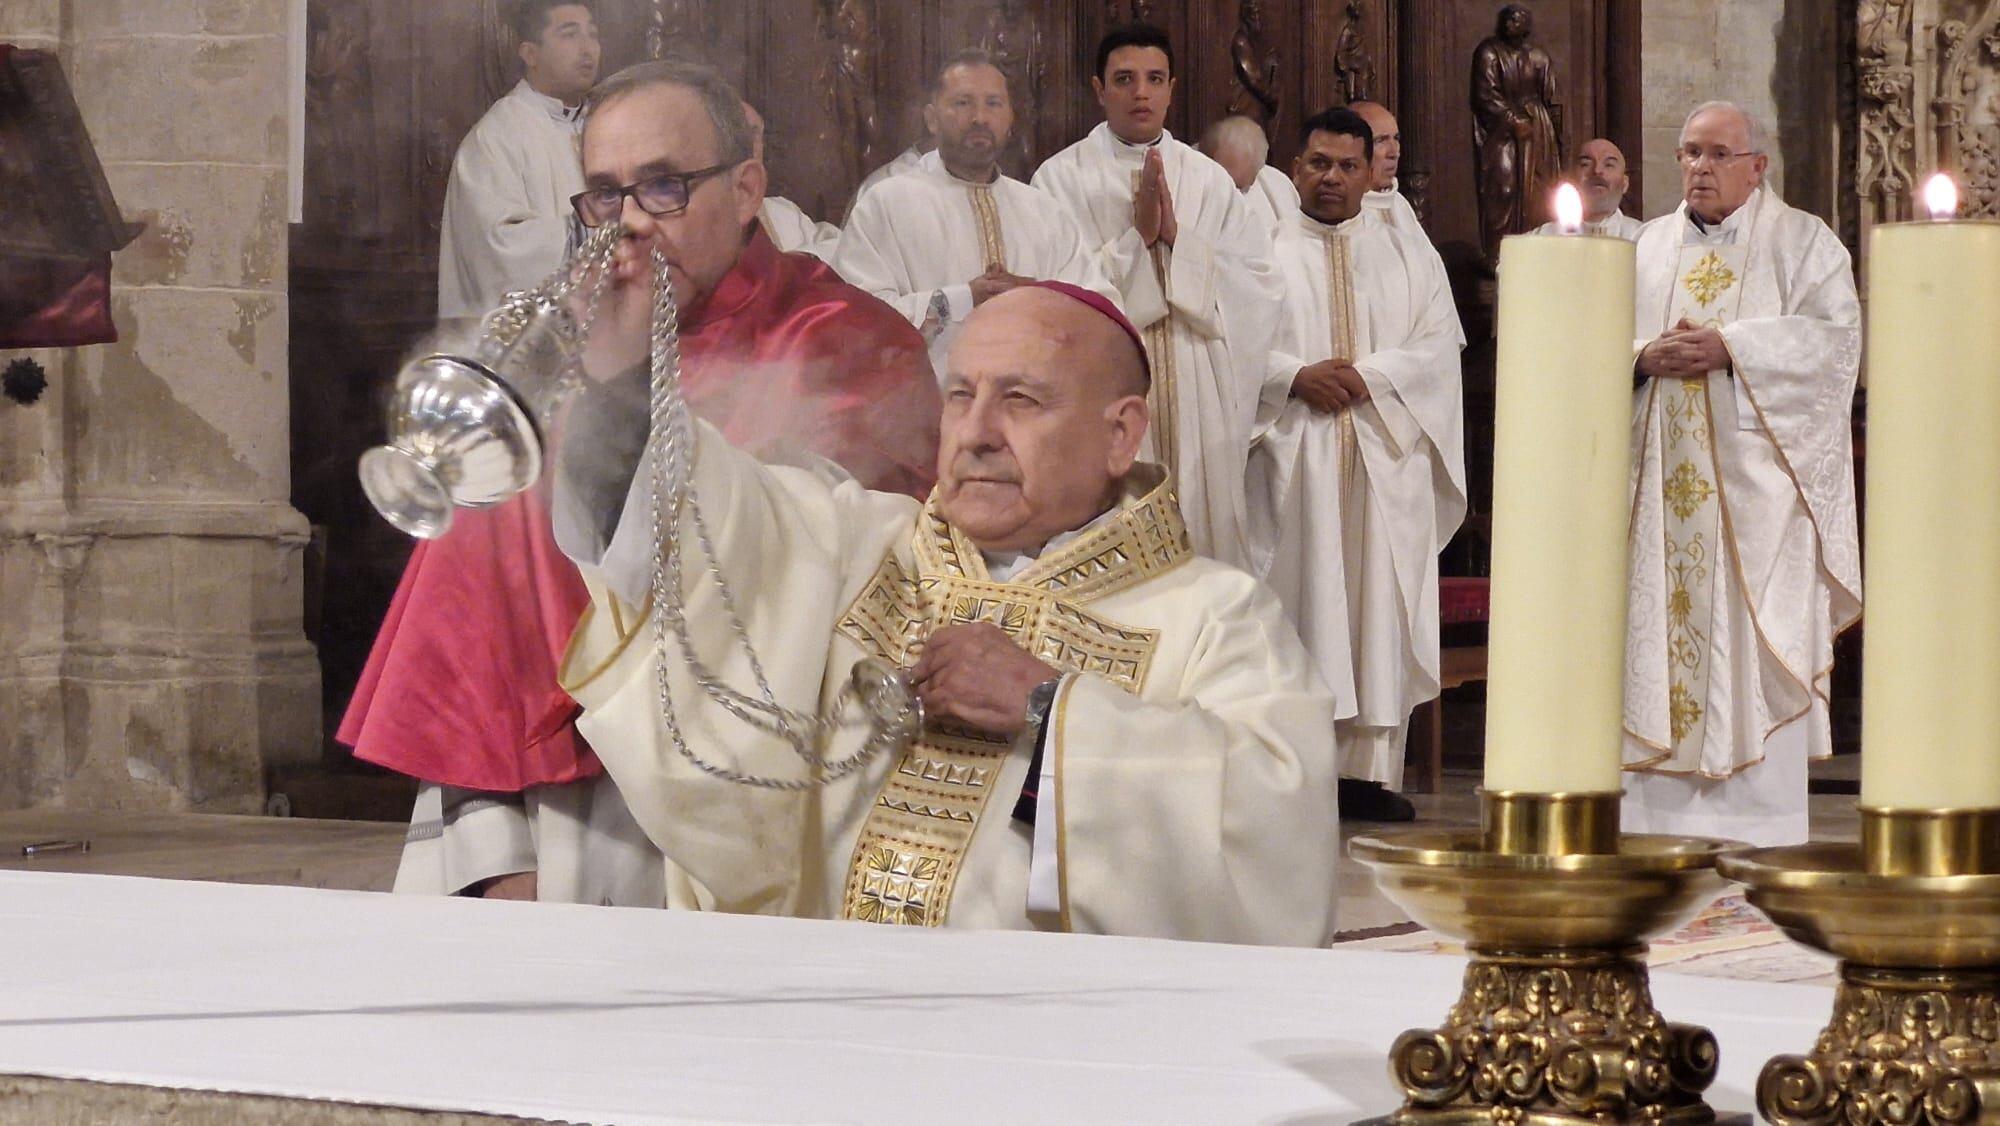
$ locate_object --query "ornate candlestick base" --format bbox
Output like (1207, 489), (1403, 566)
(1350, 793), (1745, 1126)
(1718, 810), (2000, 1125)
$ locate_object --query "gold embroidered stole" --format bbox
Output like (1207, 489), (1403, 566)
(834, 475), (1191, 926)
(1321, 228), (1363, 496)
(1657, 241), (1748, 761)
(966, 183), (1007, 273)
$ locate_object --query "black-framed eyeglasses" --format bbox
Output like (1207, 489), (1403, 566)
(569, 162), (739, 227)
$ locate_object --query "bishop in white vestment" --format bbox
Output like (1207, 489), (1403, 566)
(836, 52), (1117, 372)
(1250, 108), (1467, 791)
(545, 284), (1341, 945)
(437, 4), (600, 319)
(1623, 103), (1861, 846)
(1031, 29), (1282, 569)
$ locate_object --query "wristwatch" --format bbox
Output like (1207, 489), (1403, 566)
(929, 289), (953, 328)
(1024, 676), (1063, 741)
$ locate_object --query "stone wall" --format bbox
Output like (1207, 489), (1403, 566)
(0, 0), (318, 811)
(1638, 0), (1847, 226)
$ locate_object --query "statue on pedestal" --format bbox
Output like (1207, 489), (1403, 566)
(1471, 3), (1564, 266)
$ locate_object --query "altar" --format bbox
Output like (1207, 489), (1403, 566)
(0, 869), (1828, 1124)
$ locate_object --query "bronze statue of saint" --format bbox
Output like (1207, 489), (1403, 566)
(1227, 0), (1280, 125)
(1471, 4), (1564, 265)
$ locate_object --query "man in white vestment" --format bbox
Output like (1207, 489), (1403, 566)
(1623, 101), (1861, 846)
(543, 282), (1340, 945)
(1536, 138), (1643, 239)
(1350, 101), (1423, 241)
(436, 1), (598, 320)
(743, 103), (841, 262)
(836, 50), (1117, 373)
(1249, 108), (1466, 822)
(1198, 114), (1299, 237)
(1031, 23), (1283, 570)
(852, 141), (929, 205)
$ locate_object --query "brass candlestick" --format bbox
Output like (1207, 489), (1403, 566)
(1349, 791), (1746, 1125)
(1718, 806), (2000, 1124)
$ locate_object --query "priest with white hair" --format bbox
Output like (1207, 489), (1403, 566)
(835, 49), (1117, 373)
(1623, 100), (1861, 846)
(1030, 22), (1282, 570)
(1250, 107), (1466, 822)
(1198, 114), (1298, 237)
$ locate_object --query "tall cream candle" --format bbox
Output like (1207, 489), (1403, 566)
(1860, 179), (2000, 810)
(1483, 216), (1636, 795)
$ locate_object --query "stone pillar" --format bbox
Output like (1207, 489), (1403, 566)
(0, 0), (318, 811)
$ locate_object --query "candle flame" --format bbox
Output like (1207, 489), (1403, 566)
(1924, 173), (1960, 219)
(1554, 183), (1584, 232)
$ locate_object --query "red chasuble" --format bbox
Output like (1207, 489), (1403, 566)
(339, 228), (940, 790)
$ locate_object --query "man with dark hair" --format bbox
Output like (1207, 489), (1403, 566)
(1031, 23), (1282, 572)
(837, 48), (1116, 372)
(438, 1), (598, 319)
(1248, 106), (1467, 823)
(349, 60), (943, 904)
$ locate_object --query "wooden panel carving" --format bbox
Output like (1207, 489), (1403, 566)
(1226, 0), (1280, 128)
(648, 0), (716, 61)
(819, 0), (885, 190)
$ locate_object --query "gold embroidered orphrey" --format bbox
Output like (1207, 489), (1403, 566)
(1649, 239), (1749, 765)
(966, 182), (1008, 273)
(834, 474), (1191, 927)
(1319, 224), (1363, 497)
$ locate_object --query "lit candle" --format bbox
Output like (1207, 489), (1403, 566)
(1860, 173), (2000, 810)
(1483, 187), (1636, 795)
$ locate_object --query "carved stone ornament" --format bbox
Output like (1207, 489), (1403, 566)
(1367, 949), (1738, 1126)
(1857, 1), (2000, 239)
(1759, 964), (2000, 1126)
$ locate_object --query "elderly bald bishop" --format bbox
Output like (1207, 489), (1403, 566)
(1250, 108), (1465, 821)
(1623, 101), (1861, 846)
(541, 281), (1341, 945)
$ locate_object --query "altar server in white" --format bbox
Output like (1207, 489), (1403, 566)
(1250, 108), (1466, 814)
(1030, 23), (1283, 569)
(1536, 138), (1643, 239)
(1624, 101), (1861, 846)
(835, 50), (1117, 371)
(1198, 114), (1299, 237)
(437, 1), (597, 319)
(545, 281), (1340, 946)
(743, 103), (841, 262)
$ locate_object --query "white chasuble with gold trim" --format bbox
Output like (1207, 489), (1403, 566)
(1623, 186), (1861, 840)
(555, 421), (1343, 945)
(1247, 208), (1466, 789)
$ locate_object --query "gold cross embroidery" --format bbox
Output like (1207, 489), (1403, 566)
(1681, 251), (1738, 309)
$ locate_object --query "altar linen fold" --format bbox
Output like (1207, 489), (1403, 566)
(1623, 184), (1861, 842)
(1031, 124), (1283, 568)
(1250, 209), (1466, 787)
(550, 426), (1341, 946)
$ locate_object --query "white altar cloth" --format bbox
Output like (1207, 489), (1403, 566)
(0, 870), (1826, 1124)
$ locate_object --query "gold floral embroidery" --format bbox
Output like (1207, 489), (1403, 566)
(1681, 251), (1738, 309)
(1664, 461), (1717, 520)
(1669, 682), (1705, 747)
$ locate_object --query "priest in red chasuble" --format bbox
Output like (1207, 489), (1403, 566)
(343, 60), (940, 900)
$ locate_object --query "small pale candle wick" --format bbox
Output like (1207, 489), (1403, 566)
(1924, 173), (1960, 221)
(1554, 183), (1585, 235)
